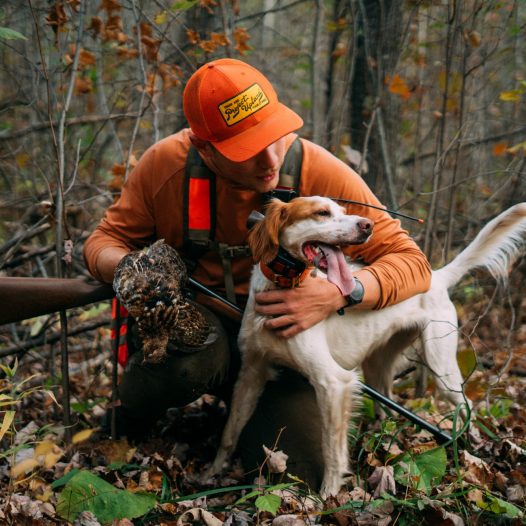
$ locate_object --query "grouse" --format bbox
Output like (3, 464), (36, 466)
(113, 240), (215, 363)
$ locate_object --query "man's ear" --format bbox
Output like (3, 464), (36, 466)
(189, 132), (211, 153)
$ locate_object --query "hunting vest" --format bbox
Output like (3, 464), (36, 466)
(111, 139), (303, 362)
(182, 138), (304, 304)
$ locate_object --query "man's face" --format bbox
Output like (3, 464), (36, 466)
(206, 137), (287, 193)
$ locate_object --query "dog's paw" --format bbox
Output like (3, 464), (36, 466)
(198, 466), (218, 486)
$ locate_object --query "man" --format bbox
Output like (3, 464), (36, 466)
(84, 58), (431, 487)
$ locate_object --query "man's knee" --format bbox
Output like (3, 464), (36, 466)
(118, 303), (231, 419)
(237, 370), (324, 489)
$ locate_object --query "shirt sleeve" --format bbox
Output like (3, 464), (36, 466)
(299, 140), (431, 309)
(83, 148), (157, 282)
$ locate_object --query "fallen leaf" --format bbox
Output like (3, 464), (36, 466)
(263, 445), (288, 473)
(11, 458), (40, 478)
(176, 508), (223, 526)
(367, 465), (396, 498)
(72, 428), (98, 444)
(461, 450), (494, 487)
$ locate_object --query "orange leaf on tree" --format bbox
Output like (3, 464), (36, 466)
(492, 142), (508, 156)
(74, 76), (93, 95)
(385, 73), (411, 100)
(117, 46), (139, 59)
(234, 26), (252, 55)
(79, 49), (96, 68)
(187, 29), (200, 45)
(99, 0), (122, 15)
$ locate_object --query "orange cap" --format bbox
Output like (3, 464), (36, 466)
(183, 59), (304, 162)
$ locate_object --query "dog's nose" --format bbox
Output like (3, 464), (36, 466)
(358, 219), (373, 235)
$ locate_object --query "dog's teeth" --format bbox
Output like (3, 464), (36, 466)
(313, 253), (324, 267)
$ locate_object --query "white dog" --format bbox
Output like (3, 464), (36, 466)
(210, 196), (526, 497)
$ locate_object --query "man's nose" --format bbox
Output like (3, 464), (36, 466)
(256, 146), (278, 169)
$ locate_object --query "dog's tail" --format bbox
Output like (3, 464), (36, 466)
(435, 203), (526, 289)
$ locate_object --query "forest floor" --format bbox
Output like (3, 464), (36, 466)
(0, 285), (526, 526)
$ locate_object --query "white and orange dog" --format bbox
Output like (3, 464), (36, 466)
(210, 196), (526, 497)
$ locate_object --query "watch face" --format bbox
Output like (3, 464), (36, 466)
(349, 278), (364, 304)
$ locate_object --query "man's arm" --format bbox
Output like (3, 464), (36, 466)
(92, 246), (129, 284)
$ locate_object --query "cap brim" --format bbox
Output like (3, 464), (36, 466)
(212, 103), (304, 162)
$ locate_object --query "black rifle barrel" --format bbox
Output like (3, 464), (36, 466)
(359, 382), (451, 444)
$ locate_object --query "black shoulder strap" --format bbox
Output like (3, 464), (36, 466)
(280, 137), (303, 190)
(183, 138), (304, 304)
(267, 137), (303, 203)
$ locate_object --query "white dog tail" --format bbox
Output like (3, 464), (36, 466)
(435, 203), (526, 289)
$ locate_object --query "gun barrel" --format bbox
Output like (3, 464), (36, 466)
(0, 277), (114, 325)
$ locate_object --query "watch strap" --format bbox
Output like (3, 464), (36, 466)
(337, 277), (364, 315)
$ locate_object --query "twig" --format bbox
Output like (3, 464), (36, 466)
(356, 0), (398, 209)
(0, 113), (142, 142)
(236, 0), (309, 23)
(0, 221), (51, 260)
(310, 0), (324, 143)
(126, 0), (151, 181)
(400, 126), (526, 166)
(0, 319), (110, 358)
(0, 245), (55, 270)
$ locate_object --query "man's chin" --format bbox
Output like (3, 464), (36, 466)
(255, 173), (279, 193)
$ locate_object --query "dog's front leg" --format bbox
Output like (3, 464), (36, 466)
(312, 373), (357, 499)
(209, 355), (273, 475)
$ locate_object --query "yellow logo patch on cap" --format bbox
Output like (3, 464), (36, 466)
(218, 83), (269, 126)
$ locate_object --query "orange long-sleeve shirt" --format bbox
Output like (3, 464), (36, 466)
(84, 129), (431, 308)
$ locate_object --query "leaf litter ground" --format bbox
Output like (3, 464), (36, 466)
(1, 288), (525, 525)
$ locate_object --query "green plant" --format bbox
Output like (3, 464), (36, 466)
(0, 359), (59, 458)
(54, 470), (157, 523)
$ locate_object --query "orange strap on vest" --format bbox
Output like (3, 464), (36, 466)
(184, 145), (216, 246)
(111, 298), (129, 367)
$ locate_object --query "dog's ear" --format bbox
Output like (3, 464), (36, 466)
(248, 199), (289, 263)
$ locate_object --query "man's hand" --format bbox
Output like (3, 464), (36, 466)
(254, 274), (347, 338)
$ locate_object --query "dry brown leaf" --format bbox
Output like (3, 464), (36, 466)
(176, 508), (222, 526)
(494, 470), (509, 493)
(467, 30), (481, 47)
(89, 16), (104, 35)
(355, 499), (394, 526)
(500, 439), (526, 462)
(262, 444), (288, 473)
(272, 515), (307, 526)
(233, 26), (252, 55)
(74, 77), (94, 95)
(117, 46), (139, 59)
(114, 519), (134, 526)
(11, 458), (40, 479)
(71, 428), (98, 444)
(367, 465), (396, 498)
(99, 0), (122, 15)
(460, 450), (494, 488)
(93, 438), (134, 464)
(79, 49), (96, 68)
(466, 486), (484, 504)
(186, 29), (200, 44)
(348, 486), (372, 502)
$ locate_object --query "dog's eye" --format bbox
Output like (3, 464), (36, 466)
(315, 210), (331, 217)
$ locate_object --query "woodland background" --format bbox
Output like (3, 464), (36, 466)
(0, 1), (525, 525)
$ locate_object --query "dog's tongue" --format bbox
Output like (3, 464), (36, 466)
(318, 244), (356, 295)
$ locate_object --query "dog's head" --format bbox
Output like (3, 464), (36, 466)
(249, 196), (373, 266)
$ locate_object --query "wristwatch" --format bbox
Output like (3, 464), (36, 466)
(337, 277), (364, 315)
